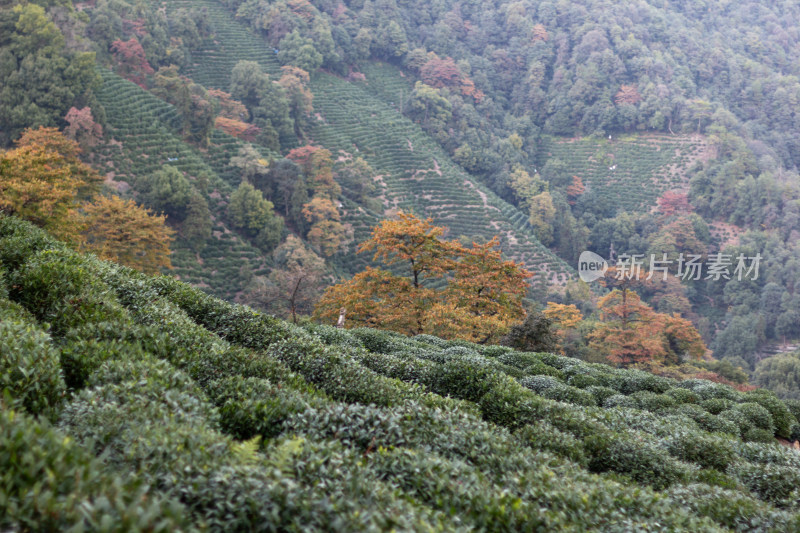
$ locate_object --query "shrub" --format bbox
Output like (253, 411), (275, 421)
(733, 462), (800, 507)
(0, 318), (65, 418)
(149, 274), (293, 349)
(790, 423), (800, 442)
(412, 333), (449, 348)
(351, 327), (407, 353)
(59, 336), (151, 389)
(745, 390), (796, 439)
(519, 375), (561, 394)
(783, 399), (800, 424)
(268, 337), (450, 409)
(586, 386), (618, 405)
(667, 483), (792, 532)
(540, 383), (597, 407)
(206, 376), (325, 440)
(678, 380), (741, 402)
(479, 345), (514, 358)
(0, 409), (189, 531)
(700, 398), (733, 415)
(604, 395), (638, 409)
(522, 361), (565, 379)
(733, 403), (775, 433)
(0, 215), (63, 272)
(719, 409), (755, 439)
(10, 249), (129, 336)
(666, 387), (700, 404)
(427, 354), (508, 402)
(678, 404), (740, 436)
(476, 379), (543, 429)
(0, 268), (7, 300)
(584, 430), (690, 490)
(567, 373), (600, 389)
(693, 469), (742, 491)
(608, 370), (671, 395)
(515, 421), (587, 466)
(666, 431), (736, 471)
(744, 428), (775, 443)
(303, 323), (363, 348)
(630, 391), (677, 412)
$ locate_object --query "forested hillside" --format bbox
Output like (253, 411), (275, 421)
(5, 0), (800, 395)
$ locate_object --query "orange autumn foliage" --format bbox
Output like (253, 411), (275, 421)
(589, 284), (706, 367)
(566, 175), (585, 205)
(0, 128), (103, 242)
(615, 84), (642, 106)
(81, 195), (175, 274)
(215, 117), (261, 142)
(313, 212), (532, 343)
(0, 128), (175, 273)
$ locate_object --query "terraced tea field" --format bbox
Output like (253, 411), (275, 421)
(93, 68), (276, 300)
(537, 133), (712, 214)
(167, 0), (574, 287)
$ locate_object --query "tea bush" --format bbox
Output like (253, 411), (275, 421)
(0, 312), (65, 418)
(4, 214), (800, 530)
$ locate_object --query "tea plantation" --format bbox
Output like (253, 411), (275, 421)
(535, 133), (711, 214)
(166, 0), (573, 287)
(93, 68), (277, 301)
(3, 213), (800, 531)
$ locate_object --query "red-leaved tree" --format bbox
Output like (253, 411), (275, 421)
(111, 38), (154, 88)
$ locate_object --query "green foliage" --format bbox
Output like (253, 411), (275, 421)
(136, 165), (192, 220)
(206, 376), (323, 440)
(0, 409), (189, 531)
(500, 312), (560, 353)
(228, 181), (283, 252)
(733, 462), (800, 507)
(667, 483), (794, 532)
(10, 249), (128, 336)
(584, 431), (690, 490)
(666, 432), (736, 472)
(753, 352), (800, 401)
(745, 389), (797, 439)
(733, 402), (776, 434)
(0, 306), (64, 418)
(0, 4), (99, 145)
(277, 31), (322, 72)
(515, 421), (587, 466)
(5, 214), (800, 530)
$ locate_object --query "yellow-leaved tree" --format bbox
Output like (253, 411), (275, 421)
(81, 195), (175, 274)
(0, 127), (175, 273)
(313, 211), (532, 343)
(543, 302), (583, 353)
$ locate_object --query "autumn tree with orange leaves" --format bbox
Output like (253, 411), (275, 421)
(588, 266), (705, 367)
(81, 195), (175, 274)
(0, 127), (102, 242)
(0, 127), (175, 273)
(313, 212), (532, 343)
(543, 302), (583, 352)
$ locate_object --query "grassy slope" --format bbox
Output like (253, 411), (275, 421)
(3, 214), (800, 531)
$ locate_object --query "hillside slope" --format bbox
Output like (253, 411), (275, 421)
(167, 0), (573, 286)
(92, 68), (278, 301)
(3, 214), (800, 531)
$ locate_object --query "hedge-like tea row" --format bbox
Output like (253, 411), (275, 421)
(2, 214), (800, 531)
